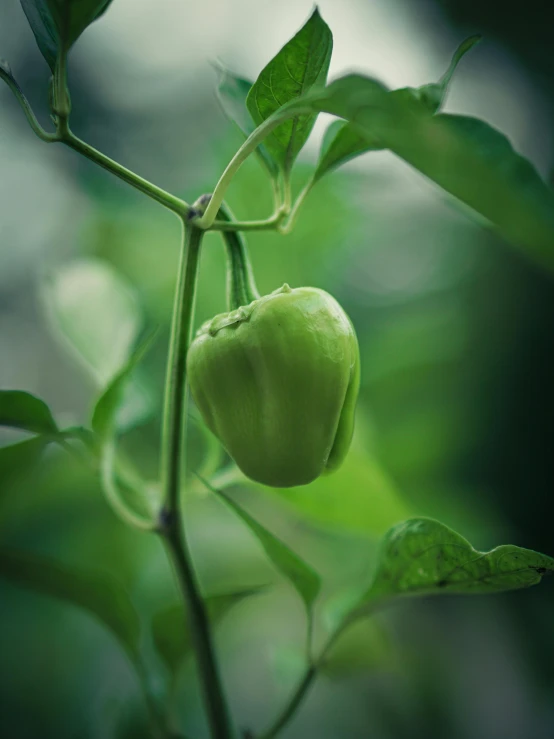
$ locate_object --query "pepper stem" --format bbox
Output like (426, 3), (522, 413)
(217, 202), (261, 310)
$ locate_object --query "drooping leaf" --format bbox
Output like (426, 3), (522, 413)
(382, 110), (554, 269)
(20, 0), (114, 72)
(247, 8), (332, 173)
(215, 64), (278, 179)
(0, 547), (141, 662)
(152, 586), (265, 679)
(312, 36), (480, 181)
(0, 390), (57, 435)
(210, 484), (320, 616)
(353, 518), (554, 618)
(282, 75), (554, 270)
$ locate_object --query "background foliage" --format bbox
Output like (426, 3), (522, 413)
(1, 0), (553, 738)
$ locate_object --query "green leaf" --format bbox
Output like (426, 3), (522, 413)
(212, 485), (320, 616)
(20, 0), (114, 72)
(286, 75), (554, 270)
(247, 8), (332, 173)
(215, 64), (279, 179)
(0, 390), (57, 435)
(0, 547), (141, 662)
(0, 436), (50, 490)
(383, 111), (554, 269)
(152, 586), (264, 679)
(356, 518), (554, 613)
(42, 258), (143, 386)
(312, 36), (480, 181)
(313, 120), (381, 181)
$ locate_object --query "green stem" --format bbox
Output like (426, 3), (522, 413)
(0, 66), (57, 142)
(101, 439), (156, 531)
(208, 212), (284, 232)
(197, 106), (312, 229)
(278, 178), (314, 235)
(159, 217), (236, 739)
(217, 202), (260, 310)
(0, 67), (190, 214)
(59, 128), (189, 215)
(259, 666), (317, 739)
(259, 604), (385, 739)
(54, 47), (71, 121)
(159, 219), (202, 513)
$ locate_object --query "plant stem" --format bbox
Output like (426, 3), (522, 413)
(159, 217), (236, 739)
(54, 47), (71, 121)
(217, 202), (260, 309)
(259, 604), (385, 739)
(159, 219), (202, 514)
(259, 666), (317, 739)
(207, 213), (284, 232)
(197, 106), (312, 229)
(0, 66), (57, 142)
(101, 439), (157, 531)
(278, 178), (314, 235)
(59, 128), (189, 216)
(259, 624), (350, 739)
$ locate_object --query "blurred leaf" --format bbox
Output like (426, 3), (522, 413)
(215, 64), (278, 179)
(285, 75), (554, 269)
(312, 36), (480, 181)
(42, 258), (143, 386)
(247, 8), (332, 173)
(43, 258), (153, 434)
(20, 0), (114, 72)
(152, 586), (265, 679)
(92, 330), (156, 440)
(212, 484), (320, 616)
(353, 518), (554, 617)
(0, 436), (50, 490)
(0, 547), (141, 662)
(0, 390), (57, 434)
(314, 119), (380, 181)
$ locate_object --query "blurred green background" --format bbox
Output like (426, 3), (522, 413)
(1, 0), (554, 737)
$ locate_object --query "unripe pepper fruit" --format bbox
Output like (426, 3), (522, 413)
(187, 283), (360, 488)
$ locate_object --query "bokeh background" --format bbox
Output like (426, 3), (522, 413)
(1, 0), (554, 737)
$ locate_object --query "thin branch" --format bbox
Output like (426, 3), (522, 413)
(0, 65), (57, 142)
(196, 105), (313, 229)
(278, 178), (314, 235)
(60, 129), (190, 216)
